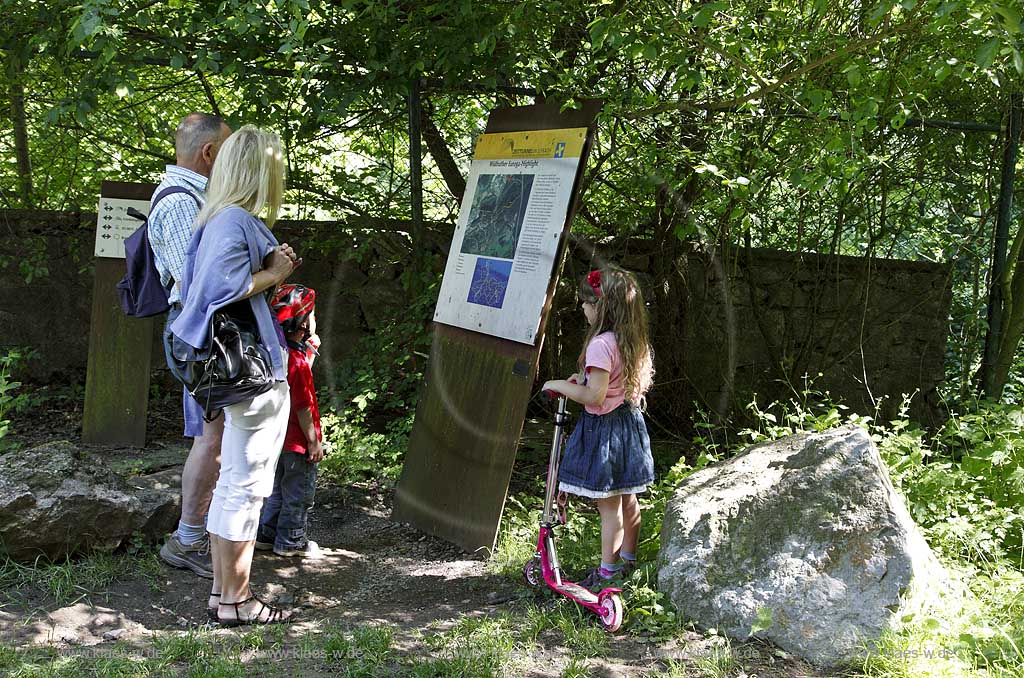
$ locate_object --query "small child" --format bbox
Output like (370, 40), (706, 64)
(543, 266), (656, 589)
(257, 283), (325, 558)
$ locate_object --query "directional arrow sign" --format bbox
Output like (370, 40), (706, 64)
(95, 196), (152, 258)
(96, 199), (151, 260)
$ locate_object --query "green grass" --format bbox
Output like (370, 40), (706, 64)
(0, 644), (151, 678)
(848, 561), (1024, 678)
(693, 638), (738, 678)
(561, 655), (592, 677)
(410, 601), (617, 676)
(0, 549), (163, 606)
(152, 627), (215, 664)
(422, 614), (524, 675)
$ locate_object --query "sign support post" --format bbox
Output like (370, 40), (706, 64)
(82, 181), (156, 446)
(394, 101), (601, 552)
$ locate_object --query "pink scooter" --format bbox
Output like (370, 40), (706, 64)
(522, 394), (624, 632)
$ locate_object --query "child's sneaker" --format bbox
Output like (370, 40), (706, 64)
(621, 559), (638, 578)
(273, 540), (322, 558)
(579, 565), (623, 591)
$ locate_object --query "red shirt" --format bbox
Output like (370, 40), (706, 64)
(283, 346), (321, 454)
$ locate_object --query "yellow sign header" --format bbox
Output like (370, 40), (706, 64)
(473, 127), (587, 161)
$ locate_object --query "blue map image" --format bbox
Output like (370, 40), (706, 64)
(467, 258), (512, 309)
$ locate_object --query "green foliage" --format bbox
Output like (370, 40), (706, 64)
(883, 403), (1024, 567)
(5, 0), (1024, 413)
(422, 614), (526, 675)
(0, 349), (41, 453)
(739, 388), (867, 444)
(0, 350), (27, 450)
(318, 273), (437, 485)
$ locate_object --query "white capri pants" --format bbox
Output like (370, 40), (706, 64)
(206, 381), (290, 542)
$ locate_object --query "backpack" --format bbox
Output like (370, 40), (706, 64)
(116, 186), (200, 318)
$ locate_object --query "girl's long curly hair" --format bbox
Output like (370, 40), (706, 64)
(577, 266), (654, 406)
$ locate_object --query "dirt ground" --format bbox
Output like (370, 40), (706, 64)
(0, 388), (836, 677)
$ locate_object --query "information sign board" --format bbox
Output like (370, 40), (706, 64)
(433, 128), (587, 344)
(94, 198), (151, 258)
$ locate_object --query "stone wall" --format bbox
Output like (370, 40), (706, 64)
(0, 210), (449, 388)
(548, 243), (952, 429)
(1, 210), (951, 427)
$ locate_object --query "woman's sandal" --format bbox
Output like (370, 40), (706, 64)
(206, 592), (220, 622)
(217, 592), (292, 627)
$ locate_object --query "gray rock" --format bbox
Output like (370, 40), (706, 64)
(102, 628), (127, 641)
(0, 441), (179, 561)
(128, 468), (182, 542)
(658, 425), (947, 667)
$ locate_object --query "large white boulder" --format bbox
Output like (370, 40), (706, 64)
(658, 425), (948, 666)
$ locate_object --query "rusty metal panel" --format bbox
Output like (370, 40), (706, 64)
(393, 323), (535, 551)
(82, 181), (156, 447)
(393, 102), (601, 552)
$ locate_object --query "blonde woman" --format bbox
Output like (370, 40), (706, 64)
(171, 125), (299, 625)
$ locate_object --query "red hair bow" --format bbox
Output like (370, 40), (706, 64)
(587, 270), (602, 297)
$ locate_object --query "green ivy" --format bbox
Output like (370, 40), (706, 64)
(318, 273), (438, 484)
(0, 350), (32, 452)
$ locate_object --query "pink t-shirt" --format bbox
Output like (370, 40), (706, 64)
(584, 331), (625, 415)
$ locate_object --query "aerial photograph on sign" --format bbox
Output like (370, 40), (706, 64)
(467, 257), (513, 309)
(460, 174), (534, 259)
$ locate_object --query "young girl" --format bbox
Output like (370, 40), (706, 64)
(542, 266), (655, 589)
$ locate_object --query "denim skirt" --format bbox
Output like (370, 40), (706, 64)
(557, 404), (655, 499)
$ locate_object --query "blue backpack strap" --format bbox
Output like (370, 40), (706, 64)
(152, 185), (200, 210)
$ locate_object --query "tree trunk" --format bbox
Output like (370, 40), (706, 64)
(9, 55), (33, 207)
(407, 81), (425, 285)
(419, 98), (465, 202)
(984, 93), (1022, 399)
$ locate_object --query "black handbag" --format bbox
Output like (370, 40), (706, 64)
(169, 301), (275, 420)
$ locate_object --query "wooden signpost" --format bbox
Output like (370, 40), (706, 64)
(393, 101), (601, 552)
(82, 181), (156, 447)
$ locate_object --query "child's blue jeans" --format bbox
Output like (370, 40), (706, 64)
(257, 450), (318, 549)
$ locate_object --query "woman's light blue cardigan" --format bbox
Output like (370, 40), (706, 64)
(169, 206), (288, 382)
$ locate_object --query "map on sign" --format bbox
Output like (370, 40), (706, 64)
(434, 127), (586, 344)
(461, 174), (534, 260)
(94, 198), (152, 259)
(467, 258), (513, 309)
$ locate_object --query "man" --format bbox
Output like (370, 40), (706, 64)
(151, 113), (233, 578)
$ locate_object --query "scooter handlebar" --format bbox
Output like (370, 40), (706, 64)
(543, 375), (578, 399)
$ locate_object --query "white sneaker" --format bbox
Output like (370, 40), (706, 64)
(273, 540), (321, 558)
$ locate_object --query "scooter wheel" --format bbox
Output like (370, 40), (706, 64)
(522, 557), (542, 588)
(597, 593), (623, 632)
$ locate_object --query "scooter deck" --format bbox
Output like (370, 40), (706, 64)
(555, 582), (599, 604)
